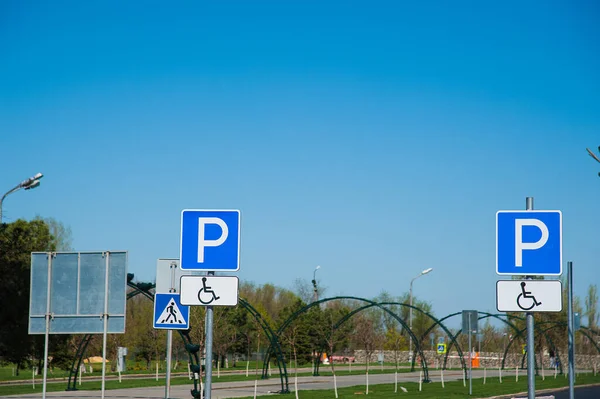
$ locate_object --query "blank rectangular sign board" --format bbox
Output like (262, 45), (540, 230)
(29, 252), (128, 334)
(462, 310), (478, 334)
(155, 258), (192, 294)
(496, 280), (562, 312)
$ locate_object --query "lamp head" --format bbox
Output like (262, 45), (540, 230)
(24, 180), (41, 190)
(421, 267), (433, 275)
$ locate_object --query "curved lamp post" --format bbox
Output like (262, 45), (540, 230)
(587, 147), (600, 176)
(312, 265), (321, 302)
(409, 267), (433, 359)
(0, 172), (44, 222)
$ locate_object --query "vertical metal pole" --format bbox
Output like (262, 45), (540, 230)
(165, 261), (176, 399)
(165, 330), (173, 399)
(41, 253), (52, 399)
(468, 313), (472, 395)
(204, 271), (215, 399)
(101, 252), (110, 399)
(409, 283), (413, 361)
(568, 261), (575, 399)
(525, 197), (536, 399)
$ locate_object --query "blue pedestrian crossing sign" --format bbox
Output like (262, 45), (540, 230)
(153, 293), (189, 330)
(180, 209), (241, 271)
(437, 343), (447, 354)
(496, 210), (562, 276)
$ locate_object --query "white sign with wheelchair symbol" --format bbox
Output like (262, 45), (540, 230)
(180, 275), (239, 307)
(496, 280), (562, 312)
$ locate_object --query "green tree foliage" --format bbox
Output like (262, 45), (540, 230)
(0, 219), (57, 374)
(123, 294), (165, 369)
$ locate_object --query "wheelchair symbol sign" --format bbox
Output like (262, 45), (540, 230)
(180, 275), (239, 307)
(516, 282), (542, 310)
(496, 280), (562, 313)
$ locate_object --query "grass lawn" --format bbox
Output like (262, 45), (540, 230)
(1, 369), (600, 398)
(239, 374), (600, 398)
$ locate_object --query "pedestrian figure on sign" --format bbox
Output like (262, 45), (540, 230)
(161, 300), (182, 324)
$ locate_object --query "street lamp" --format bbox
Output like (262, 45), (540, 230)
(409, 267), (433, 360)
(586, 147), (600, 176)
(312, 265), (321, 302)
(0, 173), (44, 222)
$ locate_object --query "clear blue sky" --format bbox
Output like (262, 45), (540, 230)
(1, 1), (599, 325)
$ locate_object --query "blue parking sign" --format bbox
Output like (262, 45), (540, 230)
(496, 210), (562, 276)
(180, 209), (241, 271)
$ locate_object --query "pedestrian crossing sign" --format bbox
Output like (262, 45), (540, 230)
(153, 293), (189, 330)
(437, 343), (447, 354)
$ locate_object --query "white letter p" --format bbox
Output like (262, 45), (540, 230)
(197, 217), (229, 263)
(515, 218), (548, 267)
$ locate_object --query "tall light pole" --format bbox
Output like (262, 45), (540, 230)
(0, 173), (44, 222)
(409, 267), (433, 360)
(312, 265), (321, 303)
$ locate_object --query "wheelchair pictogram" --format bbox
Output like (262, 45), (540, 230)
(516, 282), (542, 311)
(198, 277), (220, 305)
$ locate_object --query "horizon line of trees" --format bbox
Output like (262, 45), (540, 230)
(1, 217), (598, 376)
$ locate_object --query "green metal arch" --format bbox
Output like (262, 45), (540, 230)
(326, 302), (429, 381)
(503, 322), (563, 374)
(441, 312), (523, 371)
(263, 296), (432, 382)
(504, 321), (600, 374)
(238, 298), (289, 394)
(374, 302), (468, 374)
(65, 280), (203, 399)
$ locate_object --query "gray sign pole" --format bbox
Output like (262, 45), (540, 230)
(525, 197), (535, 399)
(101, 252), (110, 399)
(204, 271), (215, 399)
(41, 253), (52, 399)
(468, 313), (472, 396)
(165, 261), (177, 399)
(567, 261), (575, 399)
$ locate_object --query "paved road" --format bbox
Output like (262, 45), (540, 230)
(552, 385), (600, 399)
(0, 369), (502, 399)
(2, 369), (594, 399)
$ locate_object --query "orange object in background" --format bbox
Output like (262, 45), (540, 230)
(471, 352), (480, 368)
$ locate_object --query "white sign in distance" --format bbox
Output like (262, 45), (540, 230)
(496, 280), (562, 312)
(180, 276), (239, 306)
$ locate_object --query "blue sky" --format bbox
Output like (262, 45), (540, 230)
(1, 1), (599, 326)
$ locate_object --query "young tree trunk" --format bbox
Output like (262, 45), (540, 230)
(293, 345), (298, 376)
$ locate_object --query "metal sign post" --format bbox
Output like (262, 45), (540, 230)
(496, 198), (564, 399)
(462, 310), (477, 396)
(41, 254), (52, 399)
(204, 271), (215, 399)
(178, 209), (242, 399)
(468, 313), (472, 396)
(567, 261), (575, 399)
(153, 259), (191, 399)
(525, 197), (535, 399)
(165, 261), (176, 399)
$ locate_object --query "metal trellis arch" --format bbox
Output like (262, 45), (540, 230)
(65, 278), (204, 399)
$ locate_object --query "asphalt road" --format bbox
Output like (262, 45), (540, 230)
(552, 385), (600, 399)
(2, 369), (597, 399)
(0, 369), (506, 399)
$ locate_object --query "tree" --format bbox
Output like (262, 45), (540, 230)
(0, 219), (56, 374)
(278, 299), (311, 374)
(34, 216), (73, 251)
(585, 285), (598, 330)
(383, 328), (407, 369)
(351, 311), (384, 374)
